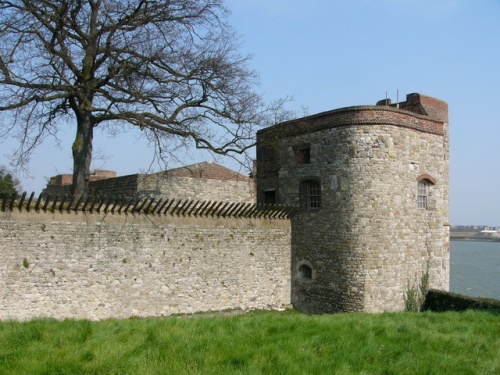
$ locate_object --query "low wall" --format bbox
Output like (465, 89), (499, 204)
(423, 289), (500, 312)
(0, 209), (291, 321)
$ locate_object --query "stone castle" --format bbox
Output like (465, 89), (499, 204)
(257, 93), (449, 313)
(0, 93), (449, 320)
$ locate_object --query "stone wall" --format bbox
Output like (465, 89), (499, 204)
(90, 174), (140, 199)
(0, 209), (291, 321)
(3, 93), (450, 319)
(43, 162), (255, 204)
(137, 173), (255, 203)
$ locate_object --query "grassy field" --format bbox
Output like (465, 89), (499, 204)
(0, 309), (498, 375)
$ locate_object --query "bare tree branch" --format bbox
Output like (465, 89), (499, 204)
(0, 0), (292, 197)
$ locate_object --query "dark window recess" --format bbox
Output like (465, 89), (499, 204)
(307, 181), (321, 209)
(298, 264), (312, 280)
(293, 145), (311, 164)
(263, 190), (276, 204)
(299, 179), (321, 211)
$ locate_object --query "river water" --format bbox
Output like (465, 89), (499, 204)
(450, 240), (500, 300)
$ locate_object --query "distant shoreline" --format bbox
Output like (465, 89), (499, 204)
(451, 237), (500, 242)
(450, 231), (500, 242)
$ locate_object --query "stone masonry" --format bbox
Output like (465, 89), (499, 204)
(1, 92), (450, 319)
(43, 161), (255, 203)
(0, 210), (290, 321)
(257, 93), (450, 313)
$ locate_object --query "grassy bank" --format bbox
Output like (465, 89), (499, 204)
(0, 309), (498, 374)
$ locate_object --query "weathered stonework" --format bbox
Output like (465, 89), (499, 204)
(0, 210), (290, 321)
(43, 161), (255, 203)
(257, 93), (450, 313)
(1, 92), (450, 319)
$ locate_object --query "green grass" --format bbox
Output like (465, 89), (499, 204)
(0, 309), (498, 374)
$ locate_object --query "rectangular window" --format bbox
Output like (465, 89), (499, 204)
(308, 181), (321, 209)
(417, 181), (428, 209)
(263, 190), (276, 204)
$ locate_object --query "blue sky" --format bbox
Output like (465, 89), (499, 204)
(2, 0), (499, 226)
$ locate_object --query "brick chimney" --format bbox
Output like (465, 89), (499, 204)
(376, 93), (448, 123)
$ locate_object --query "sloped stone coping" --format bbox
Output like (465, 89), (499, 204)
(0, 192), (295, 220)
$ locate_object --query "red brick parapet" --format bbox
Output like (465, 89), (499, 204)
(258, 105), (446, 141)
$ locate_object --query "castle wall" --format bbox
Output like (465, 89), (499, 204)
(43, 162), (255, 204)
(3, 94), (450, 319)
(0, 210), (290, 321)
(257, 96), (449, 313)
(42, 174), (141, 199)
(137, 174), (255, 203)
(90, 174), (140, 199)
(88, 173), (255, 203)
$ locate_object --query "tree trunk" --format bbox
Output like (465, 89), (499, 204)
(71, 115), (94, 198)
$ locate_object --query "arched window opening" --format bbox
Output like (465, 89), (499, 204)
(416, 174), (437, 185)
(298, 264), (312, 280)
(416, 174), (436, 210)
(417, 180), (428, 209)
(417, 179), (434, 209)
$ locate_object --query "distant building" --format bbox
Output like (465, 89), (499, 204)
(43, 161), (255, 203)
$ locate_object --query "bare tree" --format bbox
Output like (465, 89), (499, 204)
(0, 0), (290, 197)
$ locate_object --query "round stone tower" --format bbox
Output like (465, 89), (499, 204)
(256, 93), (449, 313)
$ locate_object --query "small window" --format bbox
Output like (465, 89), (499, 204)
(293, 144), (310, 164)
(416, 175), (436, 210)
(308, 181), (321, 209)
(417, 181), (427, 209)
(417, 180), (433, 209)
(300, 179), (321, 210)
(298, 264), (312, 280)
(263, 190), (276, 204)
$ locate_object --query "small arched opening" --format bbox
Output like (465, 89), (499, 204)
(416, 174), (436, 210)
(298, 264), (313, 281)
